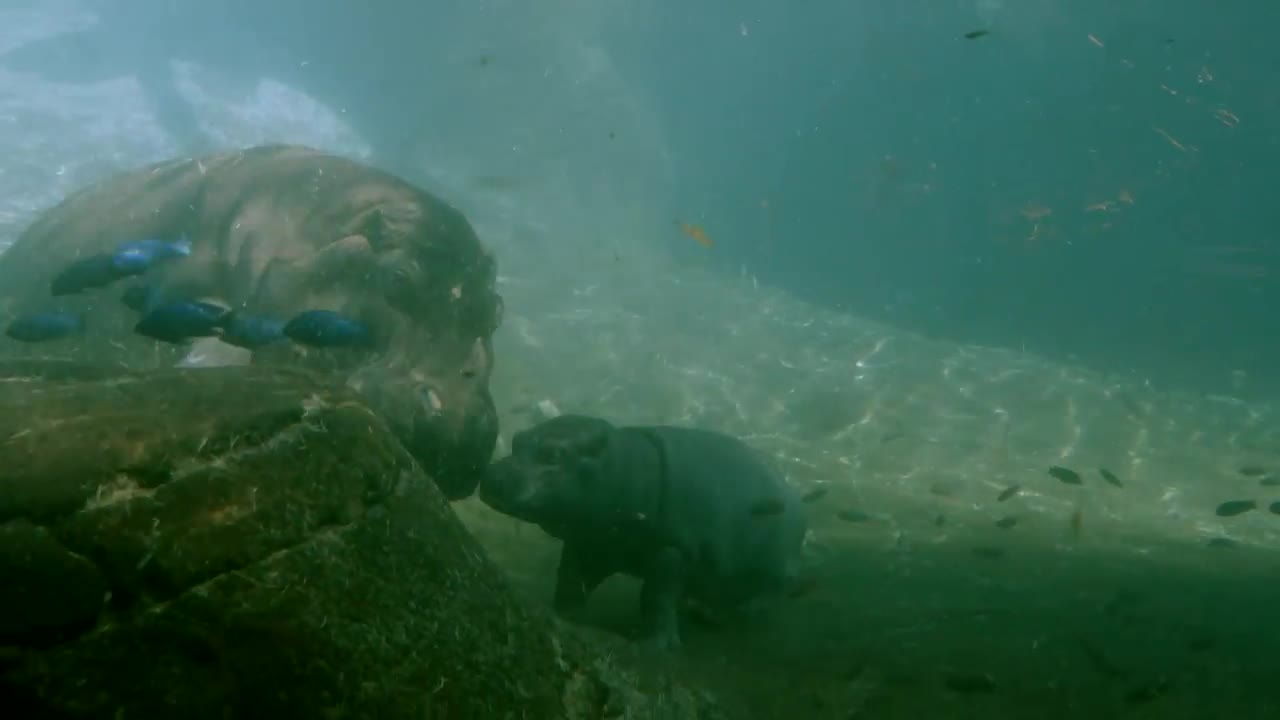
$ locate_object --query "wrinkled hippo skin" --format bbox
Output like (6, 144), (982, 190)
(0, 145), (502, 499)
(480, 414), (808, 651)
(0, 361), (728, 719)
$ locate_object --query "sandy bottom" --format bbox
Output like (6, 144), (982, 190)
(457, 236), (1280, 717)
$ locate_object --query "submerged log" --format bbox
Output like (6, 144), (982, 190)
(0, 361), (724, 719)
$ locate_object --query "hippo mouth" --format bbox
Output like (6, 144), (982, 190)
(477, 461), (525, 516)
(478, 459), (562, 523)
(343, 363), (498, 501)
(405, 387), (498, 500)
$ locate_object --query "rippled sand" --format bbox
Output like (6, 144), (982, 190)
(459, 227), (1280, 718)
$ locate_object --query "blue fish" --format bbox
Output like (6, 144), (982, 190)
(120, 285), (159, 313)
(220, 312), (286, 349)
(134, 301), (228, 344)
(109, 250), (153, 277)
(50, 254), (126, 296)
(114, 236), (191, 264)
(283, 310), (374, 348)
(50, 238), (191, 297)
(5, 312), (85, 342)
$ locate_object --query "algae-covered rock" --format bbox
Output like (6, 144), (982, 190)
(0, 361), (724, 719)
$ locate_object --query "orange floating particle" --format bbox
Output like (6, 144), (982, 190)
(679, 222), (713, 248)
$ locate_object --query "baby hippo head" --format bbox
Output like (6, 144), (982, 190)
(480, 414), (615, 526)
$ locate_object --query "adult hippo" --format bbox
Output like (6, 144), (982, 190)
(0, 144), (502, 499)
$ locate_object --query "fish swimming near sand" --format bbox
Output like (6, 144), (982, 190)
(4, 311), (85, 342)
(50, 236), (191, 296)
(220, 312), (287, 349)
(51, 254), (128, 295)
(134, 300), (229, 344)
(283, 309), (374, 348)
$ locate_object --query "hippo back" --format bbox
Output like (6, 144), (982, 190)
(0, 144), (500, 372)
(640, 426), (807, 601)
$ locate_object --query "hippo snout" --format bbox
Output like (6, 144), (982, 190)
(478, 460), (520, 510)
(407, 388), (498, 499)
(478, 460), (544, 521)
(349, 368), (498, 501)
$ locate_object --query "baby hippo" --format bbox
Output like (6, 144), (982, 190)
(479, 414), (807, 651)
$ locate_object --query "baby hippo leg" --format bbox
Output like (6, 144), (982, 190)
(639, 546), (686, 652)
(553, 541), (613, 622)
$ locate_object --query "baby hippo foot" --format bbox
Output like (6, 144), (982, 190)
(638, 547), (684, 653)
